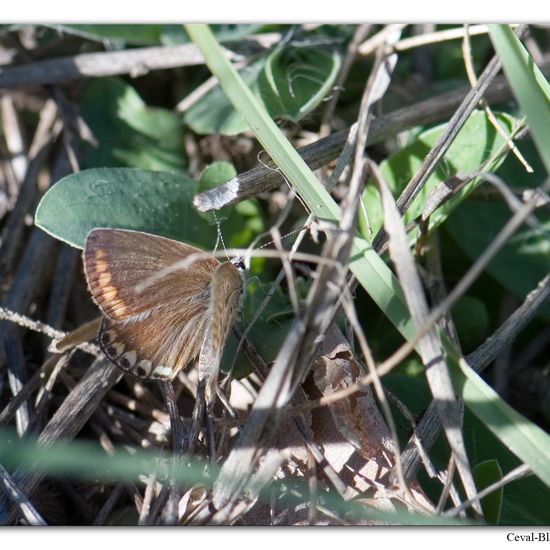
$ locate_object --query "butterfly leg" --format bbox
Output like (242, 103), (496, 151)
(159, 381), (186, 524)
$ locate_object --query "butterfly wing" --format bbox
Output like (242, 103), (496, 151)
(83, 228), (220, 380)
(198, 261), (244, 395)
(209, 261), (244, 357)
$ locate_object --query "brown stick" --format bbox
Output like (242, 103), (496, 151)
(0, 44), (241, 89)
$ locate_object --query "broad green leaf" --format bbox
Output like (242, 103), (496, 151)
(358, 111), (518, 241)
(35, 168), (216, 250)
(197, 160), (238, 193)
(451, 296), (490, 353)
(80, 77), (187, 173)
(473, 460), (503, 525)
(184, 45), (341, 135)
(261, 45), (341, 121)
(185, 25), (341, 225)
(445, 200), (550, 320)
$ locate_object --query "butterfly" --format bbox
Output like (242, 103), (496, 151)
(82, 228), (245, 382)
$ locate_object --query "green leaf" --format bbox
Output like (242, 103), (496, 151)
(359, 111), (518, 241)
(190, 24), (265, 45)
(80, 77), (187, 173)
(451, 296), (490, 353)
(54, 24), (168, 45)
(35, 168), (216, 250)
(445, 200), (550, 320)
(261, 45), (341, 122)
(230, 200), (265, 249)
(473, 460), (503, 525)
(184, 59), (264, 135)
(198, 161), (237, 193)
(185, 25), (341, 225)
(481, 27), (550, 314)
(184, 45), (341, 135)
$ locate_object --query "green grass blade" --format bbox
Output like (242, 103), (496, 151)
(453, 353), (550, 488)
(488, 24), (550, 174)
(0, 429), (207, 485)
(0, 428), (465, 525)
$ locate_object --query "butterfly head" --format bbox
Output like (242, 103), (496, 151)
(230, 256), (246, 272)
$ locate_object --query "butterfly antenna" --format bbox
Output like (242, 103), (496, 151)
(212, 211), (230, 261)
(256, 224), (311, 251)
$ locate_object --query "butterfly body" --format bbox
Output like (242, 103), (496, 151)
(83, 228), (243, 381)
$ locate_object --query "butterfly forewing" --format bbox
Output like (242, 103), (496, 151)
(84, 229), (219, 322)
(84, 228), (225, 380)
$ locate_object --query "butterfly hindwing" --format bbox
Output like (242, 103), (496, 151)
(99, 312), (208, 380)
(209, 261), (243, 354)
(197, 260), (244, 396)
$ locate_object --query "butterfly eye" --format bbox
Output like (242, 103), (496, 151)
(232, 257), (246, 271)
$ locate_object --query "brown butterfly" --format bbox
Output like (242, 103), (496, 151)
(83, 228), (244, 381)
